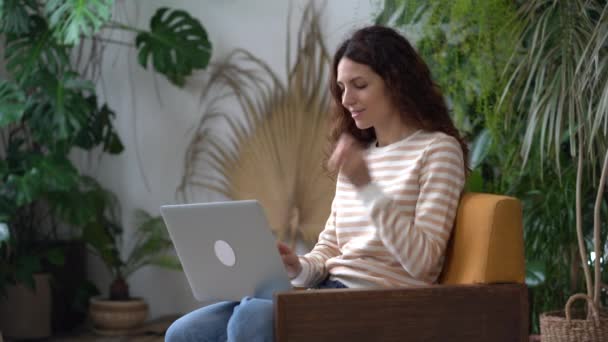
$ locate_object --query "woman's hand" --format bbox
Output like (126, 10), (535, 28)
(328, 134), (372, 188)
(277, 241), (302, 279)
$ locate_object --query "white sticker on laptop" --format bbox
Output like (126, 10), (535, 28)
(214, 240), (236, 267)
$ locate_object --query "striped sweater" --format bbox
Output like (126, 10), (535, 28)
(292, 130), (466, 288)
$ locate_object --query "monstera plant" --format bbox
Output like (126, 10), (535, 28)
(0, 0), (211, 337)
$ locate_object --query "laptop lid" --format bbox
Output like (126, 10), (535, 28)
(160, 200), (292, 302)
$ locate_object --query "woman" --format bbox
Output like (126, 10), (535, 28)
(166, 25), (467, 342)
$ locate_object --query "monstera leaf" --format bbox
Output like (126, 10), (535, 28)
(45, 0), (113, 45)
(3, 154), (79, 207)
(74, 96), (124, 154)
(24, 70), (94, 143)
(135, 7), (212, 86)
(0, 80), (26, 127)
(5, 15), (70, 83)
(0, 0), (37, 34)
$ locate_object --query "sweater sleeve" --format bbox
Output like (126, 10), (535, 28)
(291, 199), (340, 288)
(357, 136), (465, 281)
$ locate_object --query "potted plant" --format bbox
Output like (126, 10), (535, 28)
(83, 187), (181, 335)
(0, 1), (210, 337)
(502, 1), (608, 339)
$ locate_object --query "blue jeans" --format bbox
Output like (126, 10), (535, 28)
(165, 278), (347, 342)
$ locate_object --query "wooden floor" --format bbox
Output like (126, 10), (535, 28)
(4, 316), (179, 342)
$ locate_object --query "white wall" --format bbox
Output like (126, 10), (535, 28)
(77, 0), (377, 319)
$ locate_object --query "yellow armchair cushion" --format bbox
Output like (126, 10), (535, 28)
(439, 192), (525, 285)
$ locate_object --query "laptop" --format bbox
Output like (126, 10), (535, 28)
(160, 200), (293, 302)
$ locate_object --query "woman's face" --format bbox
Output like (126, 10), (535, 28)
(336, 57), (399, 130)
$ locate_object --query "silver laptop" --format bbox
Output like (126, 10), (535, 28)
(160, 200), (293, 302)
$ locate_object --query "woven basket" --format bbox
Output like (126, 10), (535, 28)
(540, 293), (608, 342)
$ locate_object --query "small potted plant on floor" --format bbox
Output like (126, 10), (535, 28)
(84, 189), (181, 335)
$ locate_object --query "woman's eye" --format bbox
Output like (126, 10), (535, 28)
(354, 84), (367, 89)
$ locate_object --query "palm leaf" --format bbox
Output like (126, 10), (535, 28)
(122, 210), (175, 277)
(502, 0), (598, 171)
(83, 219), (122, 275)
(45, 0), (113, 45)
(178, 4), (335, 246)
(500, 0), (608, 299)
(135, 7), (211, 87)
(147, 254), (181, 270)
(577, 2), (608, 160)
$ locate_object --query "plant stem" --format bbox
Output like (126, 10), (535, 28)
(104, 21), (145, 35)
(87, 36), (134, 48)
(593, 148), (608, 305)
(576, 140), (593, 299)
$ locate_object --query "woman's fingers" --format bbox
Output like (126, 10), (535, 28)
(276, 241), (302, 278)
(329, 134), (357, 171)
(276, 241), (291, 255)
(281, 253), (299, 266)
(277, 241), (298, 264)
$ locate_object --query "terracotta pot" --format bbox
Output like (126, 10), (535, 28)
(89, 297), (148, 335)
(0, 273), (52, 339)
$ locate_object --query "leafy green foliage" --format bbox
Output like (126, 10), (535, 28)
(15, 254), (41, 289)
(502, 0), (607, 171)
(121, 209), (181, 278)
(4, 155), (79, 207)
(81, 194), (181, 297)
(0, 80), (26, 127)
(0, 0), (37, 35)
(0, 0), (204, 302)
(377, 0), (608, 333)
(74, 96), (124, 154)
(136, 7), (212, 86)
(377, 0), (519, 137)
(45, 0), (114, 45)
(5, 15), (70, 83)
(24, 70), (94, 144)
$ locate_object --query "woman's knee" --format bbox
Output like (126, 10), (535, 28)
(165, 315), (190, 342)
(227, 297), (274, 342)
(165, 301), (237, 342)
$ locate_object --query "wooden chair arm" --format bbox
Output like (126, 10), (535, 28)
(274, 283), (528, 342)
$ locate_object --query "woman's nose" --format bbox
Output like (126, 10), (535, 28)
(342, 88), (355, 106)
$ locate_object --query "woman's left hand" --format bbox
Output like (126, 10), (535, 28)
(328, 134), (372, 188)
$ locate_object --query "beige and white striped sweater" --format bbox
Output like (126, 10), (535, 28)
(292, 130), (466, 288)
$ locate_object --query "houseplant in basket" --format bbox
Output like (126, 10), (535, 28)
(83, 187), (181, 335)
(500, 0), (608, 340)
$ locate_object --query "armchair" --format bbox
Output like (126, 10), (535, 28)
(274, 193), (528, 342)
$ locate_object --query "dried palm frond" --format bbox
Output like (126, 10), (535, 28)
(177, 4), (335, 248)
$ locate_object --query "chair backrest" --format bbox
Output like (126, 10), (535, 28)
(439, 192), (525, 285)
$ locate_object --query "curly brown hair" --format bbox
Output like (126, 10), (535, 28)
(328, 25), (469, 174)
